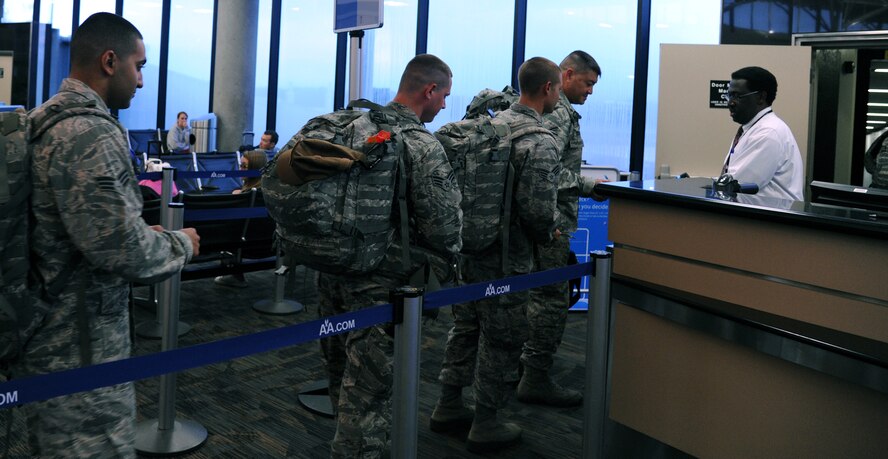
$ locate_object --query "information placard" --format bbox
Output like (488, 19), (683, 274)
(334, 0), (384, 33)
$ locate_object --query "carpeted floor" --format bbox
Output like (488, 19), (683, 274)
(4, 266), (599, 458)
(132, 266), (591, 458)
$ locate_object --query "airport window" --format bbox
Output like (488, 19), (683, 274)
(525, 0), (637, 173)
(79, 0), (115, 25)
(425, 0), (514, 132)
(644, 0), (721, 178)
(362, 0), (418, 106)
(38, 0), (74, 37)
(1, 2), (33, 23)
(722, 0), (888, 45)
(165, 0), (214, 132)
(253, 0), (273, 135)
(119, 1), (163, 130)
(276, 0), (338, 142)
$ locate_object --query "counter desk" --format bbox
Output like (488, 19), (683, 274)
(595, 177), (888, 458)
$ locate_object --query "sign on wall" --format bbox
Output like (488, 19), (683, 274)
(710, 80), (729, 109)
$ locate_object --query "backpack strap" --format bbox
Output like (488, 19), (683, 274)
(347, 99), (387, 112)
(501, 163), (515, 274)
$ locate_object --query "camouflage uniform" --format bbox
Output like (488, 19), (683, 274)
(318, 101), (462, 458)
(18, 78), (194, 457)
(438, 102), (560, 411)
(520, 92), (596, 373)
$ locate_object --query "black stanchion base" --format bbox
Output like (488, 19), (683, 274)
(135, 419), (207, 456)
(135, 320), (191, 339)
(297, 379), (335, 418)
(252, 298), (304, 315)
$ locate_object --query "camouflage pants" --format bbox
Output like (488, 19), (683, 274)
(318, 273), (395, 459)
(317, 273), (349, 409)
(520, 236), (570, 372)
(16, 286), (136, 458)
(438, 252), (529, 409)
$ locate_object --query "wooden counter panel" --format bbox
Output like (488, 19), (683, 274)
(608, 199), (888, 302)
(613, 247), (888, 344)
(610, 304), (888, 458)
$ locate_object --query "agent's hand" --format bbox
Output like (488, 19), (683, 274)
(553, 228), (562, 240)
(180, 227), (201, 256)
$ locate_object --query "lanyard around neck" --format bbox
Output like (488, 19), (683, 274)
(730, 109), (772, 156)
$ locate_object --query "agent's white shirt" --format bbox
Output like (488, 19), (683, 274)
(724, 107), (804, 201)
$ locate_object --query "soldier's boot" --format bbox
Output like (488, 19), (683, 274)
(516, 366), (583, 407)
(429, 384), (474, 433)
(465, 403), (522, 453)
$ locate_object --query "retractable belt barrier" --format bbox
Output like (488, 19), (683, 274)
(0, 262), (592, 409)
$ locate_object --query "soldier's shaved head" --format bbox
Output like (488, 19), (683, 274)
(70, 13), (143, 70)
(560, 50), (601, 77)
(518, 57), (561, 96)
(397, 54), (452, 94)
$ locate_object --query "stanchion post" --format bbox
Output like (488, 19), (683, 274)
(253, 248), (304, 315)
(391, 286), (423, 459)
(583, 250), (612, 458)
(135, 203), (207, 455)
(136, 167), (191, 339)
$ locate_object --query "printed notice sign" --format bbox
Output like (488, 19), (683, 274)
(710, 80), (729, 109)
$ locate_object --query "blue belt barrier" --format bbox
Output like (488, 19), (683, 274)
(184, 207), (268, 222)
(0, 262), (593, 410)
(136, 170), (261, 181)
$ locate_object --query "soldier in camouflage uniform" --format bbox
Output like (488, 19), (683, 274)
(317, 54), (463, 458)
(432, 57), (563, 453)
(516, 51), (604, 408)
(17, 13), (200, 457)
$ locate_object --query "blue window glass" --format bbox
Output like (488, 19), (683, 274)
(362, 0), (418, 105)
(1, 2), (33, 23)
(38, 0), (73, 37)
(645, 0), (721, 178)
(165, 0), (214, 132)
(276, 0), (338, 142)
(425, 0), (514, 132)
(119, 2), (163, 130)
(79, 0), (115, 25)
(253, 0), (273, 136)
(526, 0), (637, 172)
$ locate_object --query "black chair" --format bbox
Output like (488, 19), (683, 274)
(159, 153), (201, 193)
(181, 189), (257, 264)
(241, 190), (277, 261)
(196, 152), (242, 192)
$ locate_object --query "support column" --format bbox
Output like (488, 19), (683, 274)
(212, 0), (259, 152)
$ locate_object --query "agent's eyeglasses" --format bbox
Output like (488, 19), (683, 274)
(239, 162), (248, 170)
(722, 90), (760, 102)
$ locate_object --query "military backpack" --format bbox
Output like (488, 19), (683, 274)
(0, 101), (108, 379)
(464, 85), (519, 120)
(262, 100), (413, 275)
(436, 95), (552, 273)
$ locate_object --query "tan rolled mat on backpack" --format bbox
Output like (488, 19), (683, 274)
(276, 137), (365, 186)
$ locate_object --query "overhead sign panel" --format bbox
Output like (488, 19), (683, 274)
(334, 0), (384, 33)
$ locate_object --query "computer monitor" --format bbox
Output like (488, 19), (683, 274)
(809, 181), (888, 213)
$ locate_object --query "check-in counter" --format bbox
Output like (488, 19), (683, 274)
(595, 178), (888, 458)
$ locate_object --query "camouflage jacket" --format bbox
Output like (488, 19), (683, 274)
(496, 103), (560, 273)
(543, 91), (595, 232)
(374, 102), (463, 282)
(29, 78), (194, 296)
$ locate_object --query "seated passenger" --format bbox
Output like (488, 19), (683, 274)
(232, 149), (268, 195)
(258, 130), (279, 154)
(167, 111), (191, 153)
(215, 150), (268, 288)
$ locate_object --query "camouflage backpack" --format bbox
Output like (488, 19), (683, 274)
(262, 100), (412, 275)
(1, 102), (103, 378)
(464, 85), (519, 120)
(435, 103), (552, 273)
(0, 109), (33, 376)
